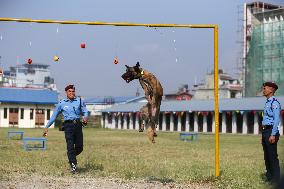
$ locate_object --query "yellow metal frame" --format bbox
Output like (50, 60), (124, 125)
(0, 17), (219, 177)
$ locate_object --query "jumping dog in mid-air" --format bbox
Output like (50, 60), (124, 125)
(121, 62), (163, 143)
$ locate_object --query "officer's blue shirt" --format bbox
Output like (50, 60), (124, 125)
(45, 97), (89, 128)
(262, 96), (281, 136)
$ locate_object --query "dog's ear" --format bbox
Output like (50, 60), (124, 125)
(136, 62), (140, 67)
(125, 65), (130, 69)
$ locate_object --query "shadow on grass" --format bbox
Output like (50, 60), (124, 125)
(146, 176), (175, 184)
(77, 162), (104, 173)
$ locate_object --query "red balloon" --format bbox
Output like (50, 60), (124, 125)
(27, 58), (32, 64)
(81, 43), (86, 48)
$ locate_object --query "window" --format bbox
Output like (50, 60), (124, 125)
(20, 108), (24, 119)
(4, 108), (7, 119)
(30, 109), (34, 120)
(47, 109), (50, 120)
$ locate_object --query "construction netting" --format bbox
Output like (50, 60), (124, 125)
(245, 8), (284, 96)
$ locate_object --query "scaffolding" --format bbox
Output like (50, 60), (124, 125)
(245, 8), (284, 96)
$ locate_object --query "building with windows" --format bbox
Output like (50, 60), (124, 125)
(165, 84), (193, 101)
(1, 63), (56, 90)
(0, 87), (58, 128)
(192, 69), (242, 99)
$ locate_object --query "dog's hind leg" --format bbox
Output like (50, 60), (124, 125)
(139, 104), (150, 132)
(147, 122), (155, 143)
(151, 97), (162, 137)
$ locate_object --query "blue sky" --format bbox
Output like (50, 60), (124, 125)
(0, 0), (283, 97)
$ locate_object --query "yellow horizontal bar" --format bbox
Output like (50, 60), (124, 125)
(0, 18), (216, 28)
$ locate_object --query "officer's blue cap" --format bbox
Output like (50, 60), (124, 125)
(263, 82), (278, 91)
(65, 84), (75, 91)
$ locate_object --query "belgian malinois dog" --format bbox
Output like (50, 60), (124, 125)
(121, 62), (163, 143)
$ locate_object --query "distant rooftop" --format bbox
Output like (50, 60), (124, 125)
(0, 87), (58, 104)
(85, 96), (136, 104)
(102, 96), (284, 112)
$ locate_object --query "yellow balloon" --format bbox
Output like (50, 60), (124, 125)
(53, 55), (59, 61)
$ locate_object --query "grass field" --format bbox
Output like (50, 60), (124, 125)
(0, 127), (283, 189)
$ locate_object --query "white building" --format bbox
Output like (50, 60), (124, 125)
(1, 63), (57, 90)
(0, 87), (58, 128)
(193, 69), (242, 99)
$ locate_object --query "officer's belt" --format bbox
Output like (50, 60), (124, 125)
(262, 125), (273, 130)
(64, 119), (81, 124)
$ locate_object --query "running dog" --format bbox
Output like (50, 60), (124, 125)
(121, 62), (163, 143)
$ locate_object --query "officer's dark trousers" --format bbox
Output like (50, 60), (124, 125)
(64, 122), (83, 166)
(261, 128), (280, 182)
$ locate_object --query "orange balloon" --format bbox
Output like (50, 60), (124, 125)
(114, 57), (119, 64)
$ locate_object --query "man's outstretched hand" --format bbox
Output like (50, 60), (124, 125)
(43, 128), (48, 137)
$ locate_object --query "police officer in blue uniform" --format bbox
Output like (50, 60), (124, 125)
(262, 81), (281, 183)
(43, 84), (89, 173)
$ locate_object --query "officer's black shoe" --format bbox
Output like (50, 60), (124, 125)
(71, 163), (77, 174)
(139, 129), (144, 132)
(261, 173), (272, 183)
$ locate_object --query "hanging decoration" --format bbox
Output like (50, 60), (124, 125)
(80, 43), (86, 48)
(172, 30), (179, 63)
(27, 58), (32, 64)
(202, 112), (209, 116)
(53, 26), (60, 62)
(114, 56), (119, 64)
(53, 55), (59, 62)
(27, 41), (33, 64)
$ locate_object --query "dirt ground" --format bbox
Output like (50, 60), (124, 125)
(0, 175), (213, 189)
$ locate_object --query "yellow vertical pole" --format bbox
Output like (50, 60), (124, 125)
(214, 25), (219, 177)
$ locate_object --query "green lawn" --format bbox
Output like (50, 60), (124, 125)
(0, 127), (283, 189)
